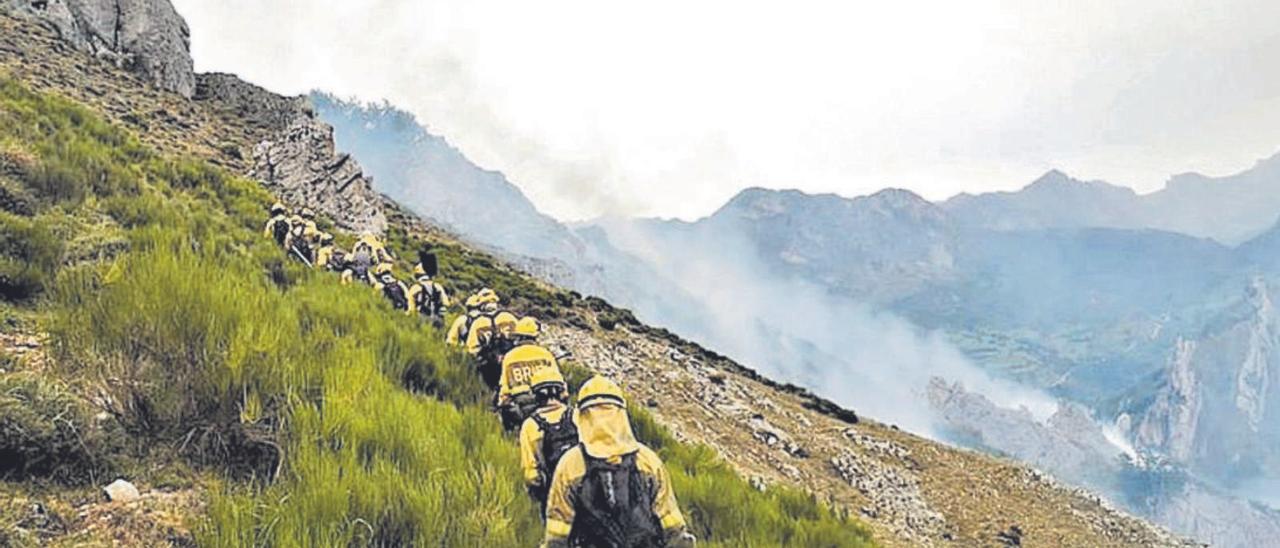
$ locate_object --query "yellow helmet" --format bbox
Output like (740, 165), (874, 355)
(300, 207), (316, 220)
(577, 376), (625, 411)
(270, 201), (287, 215)
(530, 367), (566, 391)
(359, 234), (381, 247)
(476, 288), (499, 305)
(320, 232), (334, 244)
(288, 215), (304, 226)
(413, 263), (426, 276)
(464, 294), (483, 310)
(373, 263), (393, 276)
(513, 316), (540, 338)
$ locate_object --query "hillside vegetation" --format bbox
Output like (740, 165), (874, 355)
(0, 77), (873, 546)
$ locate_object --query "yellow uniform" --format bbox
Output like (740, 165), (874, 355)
(498, 344), (559, 406)
(518, 402), (570, 490)
(374, 279), (412, 314)
(542, 401), (689, 548)
(446, 313), (475, 346)
(464, 311), (518, 356)
(407, 280), (450, 316)
(263, 214), (290, 242)
(314, 245), (334, 269)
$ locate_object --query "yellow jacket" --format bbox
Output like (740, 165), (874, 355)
(373, 279), (413, 315)
(499, 344), (559, 405)
(464, 311), (518, 355)
(262, 214), (289, 240)
(543, 405), (686, 546)
(407, 280), (450, 315)
(445, 314), (473, 346)
(314, 245), (334, 269)
(518, 402), (569, 489)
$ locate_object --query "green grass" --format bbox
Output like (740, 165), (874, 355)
(0, 373), (120, 484)
(0, 77), (875, 547)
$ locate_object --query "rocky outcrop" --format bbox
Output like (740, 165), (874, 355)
(194, 73), (310, 135)
(929, 375), (1280, 547)
(1, 0), (195, 97)
(1, 2), (387, 236)
(1133, 339), (1202, 463)
(927, 377), (1125, 487)
(1146, 481), (1280, 548)
(1129, 278), (1280, 484)
(251, 117), (387, 235)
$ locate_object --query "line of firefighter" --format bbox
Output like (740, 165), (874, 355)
(265, 201), (697, 548)
(263, 202), (449, 324)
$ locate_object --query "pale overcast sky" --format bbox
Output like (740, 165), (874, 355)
(174, 0), (1280, 221)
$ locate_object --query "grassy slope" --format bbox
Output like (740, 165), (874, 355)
(0, 77), (872, 546)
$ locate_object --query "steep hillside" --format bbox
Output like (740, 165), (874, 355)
(0, 7), (1197, 548)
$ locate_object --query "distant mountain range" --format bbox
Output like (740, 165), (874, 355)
(945, 155), (1280, 244)
(312, 94), (1280, 546)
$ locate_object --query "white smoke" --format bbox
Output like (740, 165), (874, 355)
(597, 216), (1059, 437)
(1103, 421), (1140, 462)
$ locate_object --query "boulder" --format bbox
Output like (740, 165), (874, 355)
(2, 0), (196, 97)
(103, 478), (140, 502)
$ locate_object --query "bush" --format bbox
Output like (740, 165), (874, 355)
(0, 212), (63, 301)
(0, 374), (116, 484)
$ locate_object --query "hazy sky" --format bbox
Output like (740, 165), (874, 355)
(174, 0), (1280, 221)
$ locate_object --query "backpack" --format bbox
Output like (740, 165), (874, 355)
(290, 233), (313, 262)
(383, 282), (409, 311)
(457, 315), (474, 343)
(476, 314), (514, 389)
(328, 250), (347, 273)
(572, 451), (664, 548)
(414, 282), (441, 317)
(351, 250), (372, 282)
(532, 411), (579, 493)
(270, 217), (290, 245)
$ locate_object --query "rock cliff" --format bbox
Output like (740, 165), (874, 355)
(2, 0), (195, 97)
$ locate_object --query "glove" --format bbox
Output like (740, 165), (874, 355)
(665, 529), (697, 548)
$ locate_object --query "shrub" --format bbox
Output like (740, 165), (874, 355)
(0, 373), (117, 484)
(0, 212), (63, 301)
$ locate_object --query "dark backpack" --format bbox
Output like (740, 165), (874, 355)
(383, 282), (409, 310)
(477, 315), (514, 390)
(414, 282), (442, 317)
(533, 412), (579, 490)
(572, 450), (664, 548)
(328, 250), (347, 273)
(289, 233), (313, 262)
(351, 250), (372, 282)
(270, 217), (290, 245)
